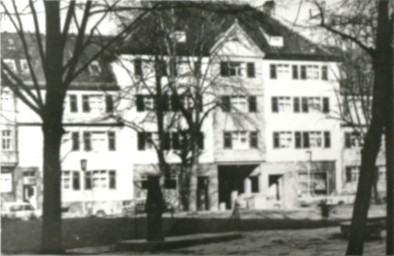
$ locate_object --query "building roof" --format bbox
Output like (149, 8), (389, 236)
(118, 1), (340, 61)
(1, 32), (118, 89)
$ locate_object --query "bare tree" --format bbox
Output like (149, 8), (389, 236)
(310, 0), (393, 254)
(0, 0), (154, 252)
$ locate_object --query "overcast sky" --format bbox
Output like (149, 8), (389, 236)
(1, 0), (322, 42)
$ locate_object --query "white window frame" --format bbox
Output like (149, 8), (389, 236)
(1, 130), (12, 150)
(277, 97), (291, 112)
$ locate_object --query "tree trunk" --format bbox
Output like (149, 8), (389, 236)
(145, 176), (164, 241)
(346, 1), (391, 254)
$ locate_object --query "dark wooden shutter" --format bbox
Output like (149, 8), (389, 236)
(294, 97), (300, 113)
(303, 132), (310, 148)
(136, 95), (144, 111)
(323, 97), (329, 113)
(247, 62), (255, 78)
(272, 97), (278, 112)
(106, 95), (114, 113)
(249, 96), (257, 112)
(138, 132), (145, 150)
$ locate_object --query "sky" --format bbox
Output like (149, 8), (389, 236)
(0, 0), (322, 42)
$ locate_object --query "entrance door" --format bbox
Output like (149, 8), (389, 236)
(23, 185), (36, 207)
(197, 177), (209, 211)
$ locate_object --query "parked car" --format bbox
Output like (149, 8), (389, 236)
(326, 191), (356, 205)
(122, 198), (176, 215)
(298, 195), (327, 207)
(1, 202), (41, 220)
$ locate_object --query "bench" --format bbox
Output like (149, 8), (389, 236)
(340, 217), (385, 239)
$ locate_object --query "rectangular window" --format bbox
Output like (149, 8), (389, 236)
(248, 96), (257, 112)
(292, 65), (298, 79)
(220, 62), (241, 77)
(251, 176), (259, 193)
(322, 65), (328, 80)
(309, 131), (322, 148)
(109, 170), (116, 189)
(272, 97), (278, 113)
(250, 132), (258, 149)
(134, 59), (142, 76)
(221, 96), (231, 112)
(223, 132), (232, 149)
(324, 131), (331, 148)
(301, 97), (309, 113)
(300, 65), (307, 79)
(306, 65), (319, 80)
(69, 95), (78, 113)
(322, 97), (329, 113)
(247, 62), (255, 78)
(82, 95), (90, 112)
(105, 95), (114, 113)
(138, 132), (146, 150)
(1, 130), (11, 150)
(85, 171), (92, 190)
(92, 170), (108, 189)
(278, 97), (291, 112)
(83, 132), (91, 151)
(108, 131), (116, 151)
(303, 132), (310, 148)
(72, 171), (80, 190)
(72, 132), (79, 151)
(295, 132), (302, 148)
(294, 97), (300, 113)
(273, 132), (280, 148)
(136, 95), (144, 111)
(270, 64), (277, 79)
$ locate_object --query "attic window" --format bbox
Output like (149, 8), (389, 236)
(19, 59), (29, 74)
(170, 31), (186, 43)
(88, 61), (101, 76)
(268, 36), (283, 48)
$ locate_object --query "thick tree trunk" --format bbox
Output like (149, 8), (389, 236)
(41, 119), (64, 253)
(346, 1), (391, 254)
(146, 176), (164, 241)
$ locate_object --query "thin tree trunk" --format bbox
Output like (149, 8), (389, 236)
(346, 1), (391, 254)
(146, 176), (164, 241)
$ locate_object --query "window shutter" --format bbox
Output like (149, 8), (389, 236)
(223, 132), (232, 149)
(72, 132), (79, 151)
(109, 170), (116, 189)
(270, 64), (277, 79)
(322, 97), (330, 113)
(136, 95), (144, 111)
(301, 97), (309, 112)
(70, 95), (78, 112)
(292, 65), (298, 79)
(303, 132), (310, 148)
(73, 171), (80, 190)
(272, 97), (278, 112)
(221, 96), (231, 112)
(83, 132), (91, 151)
(294, 97), (300, 113)
(138, 132), (145, 150)
(247, 62), (255, 78)
(295, 132), (301, 148)
(301, 65), (307, 79)
(105, 95), (114, 113)
(322, 66), (328, 80)
(250, 132), (258, 148)
(82, 95), (90, 112)
(324, 131), (331, 148)
(249, 96), (257, 112)
(273, 132), (280, 148)
(85, 171), (92, 190)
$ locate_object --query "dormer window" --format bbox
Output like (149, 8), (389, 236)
(88, 61), (101, 76)
(3, 59), (17, 73)
(170, 31), (186, 43)
(268, 36), (283, 48)
(19, 59), (29, 74)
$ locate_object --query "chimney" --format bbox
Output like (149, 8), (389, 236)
(263, 1), (275, 16)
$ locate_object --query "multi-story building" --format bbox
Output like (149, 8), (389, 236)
(2, 1), (384, 213)
(1, 33), (134, 216)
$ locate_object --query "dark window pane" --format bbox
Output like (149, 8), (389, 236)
(83, 132), (91, 151)
(294, 97), (300, 113)
(322, 66), (328, 80)
(106, 95), (114, 113)
(272, 97), (278, 112)
(108, 131), (116, 151)
(136, 95), (144, 111)
(250, 132), (258, 148)
(134, 59), (142, 76)
(302, 97), (309, 113)
(292, 65), (298, 79)
(324, 131), (331, 148)
(224, 132), (232, 149)
(138, 132), (145, 150)
(273, 132), (280, 148)
(70, 95), (78, 112)
(295, 132), (301, 148)
(270, 64), (277, 79)
(85, 171), (92, 190)
(247, 62), (255, 78)
(82, 95), (90, 112)
(301, 65), (307, 79)
(221, 96), (231, 112)
(73, 171), (80, 190)
(251, 176), (259, 193)
(323, 97), (329, 113)
(303, 132), (310, 148)
(72, 132), (79, 151)
(249, 96), (257, 112)
(109, 170), (116, 189)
